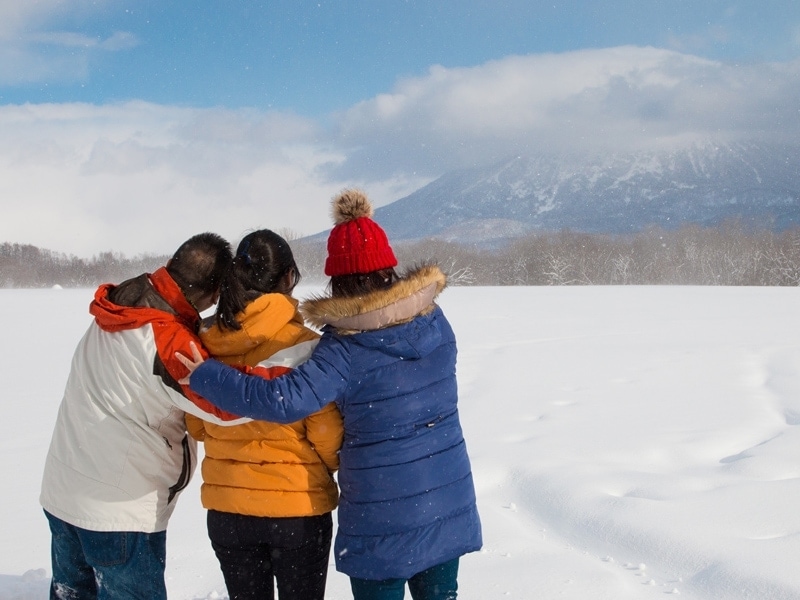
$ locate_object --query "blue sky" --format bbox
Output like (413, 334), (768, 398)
(4, 1), (799, 112)
(0, 1), (799, 256)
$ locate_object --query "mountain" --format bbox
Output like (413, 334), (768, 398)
(373, 140), (800, 246)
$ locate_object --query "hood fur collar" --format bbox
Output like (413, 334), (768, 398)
(301, 264), (447, 333)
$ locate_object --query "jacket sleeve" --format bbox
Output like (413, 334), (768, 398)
(152, 320), (251, 426)
(189, 333), (350, 424)
(305, 402), (343, 472)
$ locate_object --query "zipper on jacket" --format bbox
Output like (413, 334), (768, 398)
(168, 435), (192, 503)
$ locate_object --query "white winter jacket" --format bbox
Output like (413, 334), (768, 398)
(40, 268), (247, 533)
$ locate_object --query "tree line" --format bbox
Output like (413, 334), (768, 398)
(2, 222), (800, 288)
(0, 243), (167, 288)
(295, 222), (800, 287)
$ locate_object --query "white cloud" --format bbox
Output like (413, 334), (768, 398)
(0, 102), (426, 257)
(793, 23), (800, 48)
(99, 31), (138, 51)
(2, 46), (799, 256)
(0, 1), (136, 86)
(666, 25), (732, 56)
(331, 47), (800, 178)
(0, 1), (61, 37)
(25, 30), (138, 51)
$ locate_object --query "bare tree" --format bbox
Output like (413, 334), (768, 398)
(5, 224), (800, 288)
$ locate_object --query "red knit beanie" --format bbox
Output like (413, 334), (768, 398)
(324, 189), (398, 276)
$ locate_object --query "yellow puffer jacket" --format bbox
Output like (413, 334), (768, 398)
(185, 293), (343, 517)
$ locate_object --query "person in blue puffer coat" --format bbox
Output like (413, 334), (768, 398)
(177, 189), (482, 600)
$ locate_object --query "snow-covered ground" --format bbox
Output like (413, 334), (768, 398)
(2, 285), (799, 599)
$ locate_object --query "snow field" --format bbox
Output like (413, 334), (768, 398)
(2, 285), (799, 599)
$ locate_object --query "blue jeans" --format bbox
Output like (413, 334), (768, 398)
(349, 558), (459, 600)
(45, 510), (167, 600)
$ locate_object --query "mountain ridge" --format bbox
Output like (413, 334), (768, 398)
(369, 139), (800, 246)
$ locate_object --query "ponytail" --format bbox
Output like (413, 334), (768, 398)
(214, 230), (300, 331)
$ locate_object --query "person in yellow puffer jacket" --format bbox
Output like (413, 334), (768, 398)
(185, 229), (343, 600)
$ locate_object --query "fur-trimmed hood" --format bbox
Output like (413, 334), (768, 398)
(301, 263), (447, 333)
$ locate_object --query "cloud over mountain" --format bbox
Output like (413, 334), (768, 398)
(333, 47), (800, 178)
(1, 46), (799, 256)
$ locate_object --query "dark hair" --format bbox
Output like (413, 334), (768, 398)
(167, 232), (233, 307)
(329, 268), (397, 298)
(215, 229), (301, 331)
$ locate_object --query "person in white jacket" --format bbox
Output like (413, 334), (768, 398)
(40, 232), (249, 600)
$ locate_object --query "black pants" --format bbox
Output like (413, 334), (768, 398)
(207, 510), (333, 600)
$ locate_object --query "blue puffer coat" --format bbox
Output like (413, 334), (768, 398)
(189, 264), (482, 580)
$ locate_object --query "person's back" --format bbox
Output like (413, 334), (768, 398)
(181, 192), (483, 600)
(302, 262), (481, 586)
(40, 232), (243, 600)
(185, 229), (343, 600)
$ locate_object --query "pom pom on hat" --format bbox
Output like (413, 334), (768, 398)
(325, 189), (398, 276)
(332, 189), (374, 224)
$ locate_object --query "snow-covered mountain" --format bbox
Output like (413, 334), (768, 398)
(374, 140), (800, 245)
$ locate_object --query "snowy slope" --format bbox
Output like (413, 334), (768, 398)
(375, 141), (800, 244)
(2, 285), (800, 599)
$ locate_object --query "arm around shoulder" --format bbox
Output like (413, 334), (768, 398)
(189, 333), (350, 424)
(155, 321), (251, 426)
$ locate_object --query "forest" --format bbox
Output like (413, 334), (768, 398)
(294, 222), (800, 287)
(2, 222), (800, 288)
